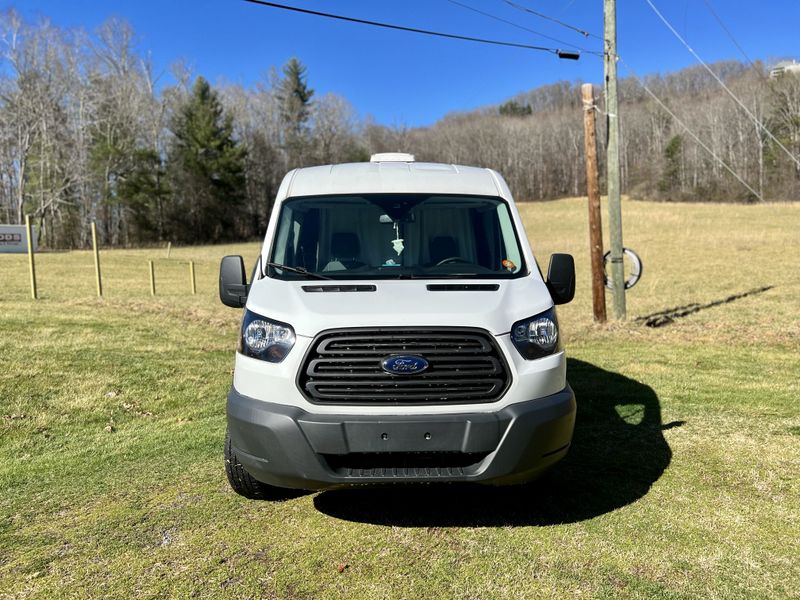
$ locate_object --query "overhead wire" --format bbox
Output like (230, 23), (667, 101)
(700, 0), (756, 69)
(245, 0), (769, 199)
(562, 0), (579, 12)
(444, 0), (595, 54)
(242, 0), (566, 56)
(644, 0), (800, 170)
(615, 55), (764, 201)
(501, 0), (602, 41)
(445, 0), (763, 199)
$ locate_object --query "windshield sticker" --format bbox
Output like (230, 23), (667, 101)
(502, 259), (516, 270)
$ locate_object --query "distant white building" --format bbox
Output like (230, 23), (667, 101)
(769, 60), (800, 79)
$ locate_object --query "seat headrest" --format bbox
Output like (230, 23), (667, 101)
(331, 232), (360, 259)
(430, 235), (458, 263)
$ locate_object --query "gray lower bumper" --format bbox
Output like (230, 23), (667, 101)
(227, 386), (576, 490)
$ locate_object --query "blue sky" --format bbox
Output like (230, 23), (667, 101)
(13, 0), (800, 126)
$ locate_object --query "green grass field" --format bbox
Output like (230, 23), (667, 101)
(1, 197), (799, 598)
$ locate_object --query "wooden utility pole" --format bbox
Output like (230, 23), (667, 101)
(91, 222), (103, 297)
(604, 0), (626, 319)
(582, 84), (607, 323)
(25, 215), (37, 300)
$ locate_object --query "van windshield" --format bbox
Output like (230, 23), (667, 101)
(267, 194), (526, 280)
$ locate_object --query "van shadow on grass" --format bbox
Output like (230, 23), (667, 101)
(313, 359), (679, 527)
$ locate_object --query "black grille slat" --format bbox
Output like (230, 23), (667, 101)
(324, 452), (488, 476)
(316, 348), (488, 356)
(308, 392), (497, 402)
(309, 381), (500, 388)
(310, 370), (500, 378)
(309, 383), (500, 395)
(307, 356), (502, 379)
(320, 338), (488, 352)
(298, 327), (511, 405)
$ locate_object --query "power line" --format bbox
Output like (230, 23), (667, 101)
(615, 55), (764, 201)
(244, 0), (768, 200)
(701, 0), (756, 69)
(586, 47), (763, 200)
(444, 0), (593, 53)
(442, 0), (765, 198)
(644, 0), (800, 170)
(502, 0), (603, 41)
(562, 0), (579, 12)
(243, 0), (570, 57)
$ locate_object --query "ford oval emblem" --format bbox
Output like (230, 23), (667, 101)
(382, 355), (429, 375)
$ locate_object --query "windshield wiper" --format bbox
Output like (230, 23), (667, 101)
(265, 262), (333, 280)
(382, 272), (428, 279)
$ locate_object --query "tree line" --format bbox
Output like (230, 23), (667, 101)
(400, 64), (800, 205)
(1, 12), (798, 248)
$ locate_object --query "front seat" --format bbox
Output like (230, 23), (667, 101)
(325, 232), (366, 271)
(429, 235), (459, 265)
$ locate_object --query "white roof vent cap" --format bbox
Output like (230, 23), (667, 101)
(370, 152), (416, 163)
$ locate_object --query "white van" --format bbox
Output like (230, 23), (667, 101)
(219, 153), (576, 498)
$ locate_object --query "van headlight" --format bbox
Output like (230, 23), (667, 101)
(511, 307), (561, 359)
(239, 310), (296, 363)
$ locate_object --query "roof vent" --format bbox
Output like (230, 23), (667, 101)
(370, 152), (415, 163)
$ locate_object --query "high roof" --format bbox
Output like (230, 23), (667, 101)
(284, 161), (504, 198)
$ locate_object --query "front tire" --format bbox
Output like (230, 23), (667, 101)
(224, 431), (287, 500)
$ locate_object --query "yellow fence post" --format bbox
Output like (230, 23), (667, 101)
(189, 261), (196, 295)
(91, 222), (103, 297)
(25, 215), (37, 300)
(149, 261), (156, 296)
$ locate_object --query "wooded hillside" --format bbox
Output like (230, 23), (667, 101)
(396, 63), (800, 205)
(1, 12), (798, 247)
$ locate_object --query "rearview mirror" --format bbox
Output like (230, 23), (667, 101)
(219, 255), (249, 308)
(546, 253), (575, 305)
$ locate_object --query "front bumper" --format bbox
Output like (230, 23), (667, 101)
(227, 385), (576, 490)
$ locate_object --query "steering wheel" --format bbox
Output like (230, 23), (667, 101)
(435, 256), (470, 266)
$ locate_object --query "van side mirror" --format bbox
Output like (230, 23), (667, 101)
(546, 253), (575, 305)
(219, 255), (249, 308)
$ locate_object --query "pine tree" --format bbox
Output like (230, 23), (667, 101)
(167, 77), (247, 243)
(118, 149), (170, 242)
(499, 100), (532, 117)
(658, 134), (683, 196)
(276, 57), (314, 166)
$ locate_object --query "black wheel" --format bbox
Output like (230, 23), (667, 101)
(224, 431), (290, 500)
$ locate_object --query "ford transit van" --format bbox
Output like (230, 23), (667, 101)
(219, 153), (576, 498)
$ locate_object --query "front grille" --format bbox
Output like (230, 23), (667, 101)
(297, 327), (511, 405)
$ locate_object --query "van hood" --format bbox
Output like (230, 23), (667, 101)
(245, 277), (554, 337)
